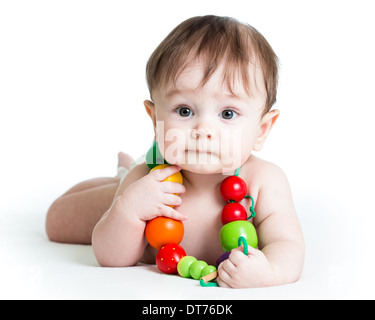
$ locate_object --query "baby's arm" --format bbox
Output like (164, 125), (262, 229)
(255, 165), (305, 285)
(92, 164), (186, 267)
(217, 163), (305, 288)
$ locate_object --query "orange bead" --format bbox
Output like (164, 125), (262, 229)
(145, 217), (184, 250)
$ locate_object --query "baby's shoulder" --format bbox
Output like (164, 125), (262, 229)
(242, 156), (294, 223)
(242, 155), (289, 189)
(244, 155), (285, 177)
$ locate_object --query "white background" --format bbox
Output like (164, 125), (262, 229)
(1, 0), (375, 299)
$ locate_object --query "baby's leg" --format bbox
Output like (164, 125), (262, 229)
(61, 177), (120, 196)
(46, 182), (119, 244)
(60, 152), (134, 196)
(46, 153), (133, 244)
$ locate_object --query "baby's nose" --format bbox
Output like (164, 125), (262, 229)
(191, 128), (216, 140)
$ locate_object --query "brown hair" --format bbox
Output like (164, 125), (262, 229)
(146, 15), (279, 115)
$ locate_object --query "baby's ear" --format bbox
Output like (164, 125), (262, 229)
(253, 109), (280, 151)
(144, 100), (156, 129)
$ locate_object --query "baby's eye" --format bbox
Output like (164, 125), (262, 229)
(176, 106), (194, 117)
(220, 109), (238, 120)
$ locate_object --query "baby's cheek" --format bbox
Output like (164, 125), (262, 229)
(241, 132), (255, 156)
(164, 141), (186, 164)
(156, 127), (186, 163)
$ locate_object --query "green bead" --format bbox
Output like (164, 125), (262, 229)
(201, 265), (217, 278)
(145, 141), (168, 169)
(219, 221), (258, 252)
(177, 256), (197, 278)
(189, 261), (208, 280)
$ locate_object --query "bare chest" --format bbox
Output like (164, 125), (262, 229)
(177, 191), (224, 265)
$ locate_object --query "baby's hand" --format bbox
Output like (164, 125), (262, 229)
(216, 245), (275, 288)
(118, 165), (187, 222)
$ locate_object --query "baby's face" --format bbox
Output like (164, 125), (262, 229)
(149, 60), (269, 174)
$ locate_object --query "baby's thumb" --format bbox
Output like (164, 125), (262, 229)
(232, 244), (258, 256)
(150, 165), (182, 182)
(231, 246), (244, 254)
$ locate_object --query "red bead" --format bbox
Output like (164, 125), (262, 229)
(221, 202), (248, 225)
(156, 243), (186, 274)
(220, 176), (247, 202)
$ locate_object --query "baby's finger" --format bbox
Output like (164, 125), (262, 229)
(229, 249), (247, 266)
(217, 264), (232, 288)
(160, 181), (186, 194)
(221, 259), (236, 274)
(231, 244), (259, 257)
(216, 277), (230, 288)
(243, 245), (260, 256)
(150, 165), (182, 182)
(163, 194), (182, 207)
(159, 205), (187, 221)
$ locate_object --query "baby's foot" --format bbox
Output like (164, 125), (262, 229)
(117, 152), (134, 170)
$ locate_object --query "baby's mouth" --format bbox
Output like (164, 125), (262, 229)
(186, 149), (212, 154)
(186, 149), (214, 155)
(184, 149), (220, 165)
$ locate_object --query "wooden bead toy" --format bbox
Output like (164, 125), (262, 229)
(143, 145), (258, 287)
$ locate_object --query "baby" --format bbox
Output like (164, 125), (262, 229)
(46, 15), (304, 288)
